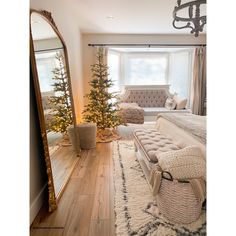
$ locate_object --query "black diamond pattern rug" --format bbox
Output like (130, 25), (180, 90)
(112, 140), (206, 236)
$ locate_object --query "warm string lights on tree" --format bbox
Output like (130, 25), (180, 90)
(83, 47), (122, 130)
(48, 52), (73, 134)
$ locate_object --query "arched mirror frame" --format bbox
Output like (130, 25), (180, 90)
(30, 9), (80, 212)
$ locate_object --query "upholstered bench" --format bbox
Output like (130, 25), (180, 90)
(133, 129), (180, 179)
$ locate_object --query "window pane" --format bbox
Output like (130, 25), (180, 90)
(35, 51), (62, 93)
(124, 54), (168, 85)
(107, 48), (194, 105)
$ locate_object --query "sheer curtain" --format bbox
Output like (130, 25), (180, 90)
(191, 47), (206, 115)
(107, 50), (120, 93)
(93, 46), (108, 64)
(92, 46), (109, 90)
(168, 49), (194, 107)
(93, 46), (117, 99)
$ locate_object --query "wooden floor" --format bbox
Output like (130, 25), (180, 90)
(31, 142), (115, 236)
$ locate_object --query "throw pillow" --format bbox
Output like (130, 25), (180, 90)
(173, 95), (187, 110)
(164, 97), (176, 110)
(156, 146), (206, 180)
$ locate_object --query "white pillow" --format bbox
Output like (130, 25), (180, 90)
(164, 97), (176, 110)
(156, 146), (206, 180)
(173, 95), (187, 110)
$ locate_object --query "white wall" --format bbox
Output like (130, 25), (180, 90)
(81, 33), (206, 111)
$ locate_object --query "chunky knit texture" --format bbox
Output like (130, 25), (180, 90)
(157, 146), (206, 180)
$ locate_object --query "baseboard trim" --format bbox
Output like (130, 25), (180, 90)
(30, 184), (47, 225)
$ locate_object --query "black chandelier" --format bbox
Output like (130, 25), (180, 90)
(173, 0), (206, 37)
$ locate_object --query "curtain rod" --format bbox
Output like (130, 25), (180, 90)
(88, 43), (206, 47)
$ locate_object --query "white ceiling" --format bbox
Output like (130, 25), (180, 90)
(30, 0), (206, 37)
(70, 0), (206, 35)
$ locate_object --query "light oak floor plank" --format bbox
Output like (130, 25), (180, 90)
(89, 219), (110, 236)
(31, 142), (115, 236)
(62, 195), (94, 236)
(91, 164), (110, 220)
(30, 228), (64, 236)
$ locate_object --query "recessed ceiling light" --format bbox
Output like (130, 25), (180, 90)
(106, 15), (114, 19)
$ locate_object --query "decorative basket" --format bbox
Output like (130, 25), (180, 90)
(151, 170), (205, 224)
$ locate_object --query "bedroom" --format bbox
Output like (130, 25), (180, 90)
(30, 1), (207, 233)
(2, 0), (235, 236)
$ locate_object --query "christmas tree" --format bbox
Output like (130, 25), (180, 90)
(48, 52), (73, 134)
(83, 48), (122, 134)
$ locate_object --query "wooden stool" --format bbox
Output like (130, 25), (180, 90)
(77, 123), (97, 149)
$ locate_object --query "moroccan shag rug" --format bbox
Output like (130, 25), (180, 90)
(116, 122), (156, 140)
(112, 140), (206, 236)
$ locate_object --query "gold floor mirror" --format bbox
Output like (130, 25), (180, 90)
(30, 9), (80, 212)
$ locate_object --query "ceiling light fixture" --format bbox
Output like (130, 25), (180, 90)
(172, 0), (206, 37)
(106, 15), (114, 19)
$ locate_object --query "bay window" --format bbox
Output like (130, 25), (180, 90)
(108, 48), (194, 105)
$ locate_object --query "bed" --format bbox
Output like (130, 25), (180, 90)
(155, 113), (206, 159)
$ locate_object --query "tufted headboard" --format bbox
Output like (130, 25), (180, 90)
(120, 85), (172, 108)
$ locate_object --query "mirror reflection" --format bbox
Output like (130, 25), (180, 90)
(31, 11), (79, 198)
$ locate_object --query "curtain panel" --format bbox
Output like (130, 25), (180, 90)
(191, 47), (206, 115)
(93, 46), (108, 65)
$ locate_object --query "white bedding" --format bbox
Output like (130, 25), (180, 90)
(143, 107), (190, 116)
(156, 117), (206, 159)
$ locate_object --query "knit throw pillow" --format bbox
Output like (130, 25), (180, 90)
(164, 97), (176, 110)
(173, 95), (187, 110)
(156, 146), (206, 180)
